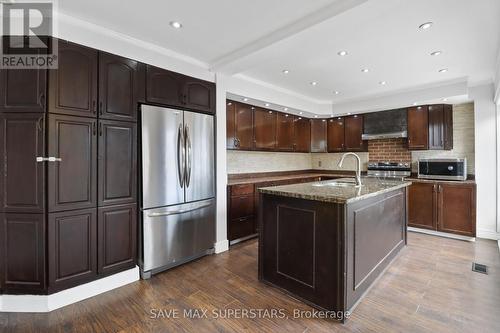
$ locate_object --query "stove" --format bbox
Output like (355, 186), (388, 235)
(367, 161), (411, 180)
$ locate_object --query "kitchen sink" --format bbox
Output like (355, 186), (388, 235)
(312, 179), (361, 187)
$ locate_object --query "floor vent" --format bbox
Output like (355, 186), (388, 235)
(472, 262), (488, 274)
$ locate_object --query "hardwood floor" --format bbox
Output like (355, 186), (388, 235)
(1, 232), (499, 333)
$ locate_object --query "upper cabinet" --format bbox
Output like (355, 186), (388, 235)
(407, 106), (429, 150)
(0, 68), (46, 113)
(254, 108), (276, 150)
(428, 104), (453, 150)
(344, 115), (365, 151)
(408, 104), (453, 151)
(310, 119), (327, 153)
(327, 117), (345, 152)
(146, 65), (215, 114)
(276, 112), (295, 151)
(293, 117), (311, 153)
(226, 101), (254, 150)
(48, 41), (98, 118)
(99, 53), (140, 122)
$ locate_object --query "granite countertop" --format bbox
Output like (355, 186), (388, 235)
(258, 177), (412, 204)
(406, 177), (476, 185)
(227, 171), (356, 186)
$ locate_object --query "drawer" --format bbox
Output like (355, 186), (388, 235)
(230, 184), (254, 196)
(229, 216), (255, 241)
(230, 195), (254, 219)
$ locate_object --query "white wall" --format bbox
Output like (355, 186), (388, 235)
(469, 84), (498, 240)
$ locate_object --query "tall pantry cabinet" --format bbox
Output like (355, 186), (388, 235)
(0, 39), (139, 294)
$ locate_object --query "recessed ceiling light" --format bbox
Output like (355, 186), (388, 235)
(430, 51), (442, 56)
(265, 103), (270, 107)
(438, 68), (448, 73)
(310, 81), (318, 86)
(337, 50), (348, 56)
(333, 91), (340, 95)
(379, 81), (387, 85)
(284, 107), (288, 111)
(361, 68), (369, 73)
(251, 107), (255, 110)
(227, 102), (232, 106)
(412, 102), (418, 106)
(169, 21), (182, 29)
(299, 112), (303, 115)
(419, 22), (433, 30)
(330, 114), (334, 117)
(442, 98), (448, 101)
(347, 112), (352, 115)
(243, 98), (249, 102)
(282, 69), (289, 74)
(314, 115), (318, 118)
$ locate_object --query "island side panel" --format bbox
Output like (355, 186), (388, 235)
(345, 188), (407, 310)
(258, 193), (345, 312)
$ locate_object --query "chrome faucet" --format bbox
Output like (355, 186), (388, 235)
(337, 153), (362, 187)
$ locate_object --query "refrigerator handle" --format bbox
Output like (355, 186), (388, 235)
(177, 124), (185, 188)
(185, 124), (192, 187)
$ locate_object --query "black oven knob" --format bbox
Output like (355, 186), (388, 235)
(448, 165), (454, 171)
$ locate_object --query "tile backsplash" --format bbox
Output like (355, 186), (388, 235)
(227, 150), (312, 174)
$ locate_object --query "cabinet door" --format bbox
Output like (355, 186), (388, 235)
(276, 112), (295, 151)
(0, 213), (45, 293)
(408, 182), (436, 230)
(294, 117), (311, 153)
(437, 184), (475, 236)
(443, 104), (453, 150)
(310, 119), (327, 153)
(48, 41), (98, 118)
(48, 208), (97, 291)
(254, 108), (276, 150)
(183, 78), (216, 114)
(327, 117), (345, 152)
(428, 104), (444, 150)
(98, 204), (136, 276)
(98, 120), (137, 207)
(146, 65), (183, 107)
(99, 53), (139, 122)
(234, 102), (254, 150)
(226, 101), (236, 149)
(48, 115), (97, 212)
(0, 68), (46, 113)
(407, 106), (428, 150)
(344, 115), (364, 151)
(0, 113), (45, 213)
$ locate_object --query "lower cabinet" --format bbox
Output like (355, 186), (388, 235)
(408, 181), (476, 237)
(98, 204), (137, 276)
(0, 213), (45, 294)
(48, 208), (97, 292)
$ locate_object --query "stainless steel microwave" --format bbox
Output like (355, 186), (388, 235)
(418, 158), (467, 181)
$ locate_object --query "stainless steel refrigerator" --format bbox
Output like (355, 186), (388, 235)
(139, 104), (215, 278)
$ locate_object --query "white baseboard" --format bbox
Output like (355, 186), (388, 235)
(214, 239), (229, 253)
(476, 229), (500, 240)
(408, 227), (476, 241)
(0, 266), (139, 313)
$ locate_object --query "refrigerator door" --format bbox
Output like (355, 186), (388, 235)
(141, 105), (185, 209)
(142, 198), (215, 272)
(183, 111), (215, 203)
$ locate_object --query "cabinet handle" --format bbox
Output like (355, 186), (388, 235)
(99, 101), (103, 116)
(38, 92), (45, 108)
(92, 100), (96, 114)
(37, 117), (44, 132)
(92, 122), (96, 136)
(36, 156), (62, 162)
(99, 122), (103, 136)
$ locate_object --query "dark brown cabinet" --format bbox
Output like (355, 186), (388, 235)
(0, 113), (45, 213)
(228, 184), (256, 242)
(99, 53), (140, 122)
(48, 208), (97, 291)
(407, 106), (429, 150)
(49, 41), (98, 118)
(254, 108), (276, 150)
(437, 183), (475, 236)
(0, 68), (46, 113)
(48, 114), (97, 212)
(276, 112), (295, 151)
(294, 117), (311, 153)
(98, 204), (137, 276)
(98, 120), (137, 207)
(226, 101), (254, 150)
(408, 182), (436, 230)
(310, 119), (327, 152)
(0, 213), (45, 293)
(344, 115), (365, 151)
(146, 65), (215, 114)
(327, 117), (345, 152)
(428, 104), (453, 150)
(408, 181), (476, 237)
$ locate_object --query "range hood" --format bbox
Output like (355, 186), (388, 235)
(362, 109), (408, 140)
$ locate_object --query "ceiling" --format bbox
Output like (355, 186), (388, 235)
(59, 0), (500, 106)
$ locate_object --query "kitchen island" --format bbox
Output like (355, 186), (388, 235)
(258, 177), (411, 321)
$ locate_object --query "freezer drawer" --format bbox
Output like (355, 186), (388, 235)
(142, 199), (215, 273)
